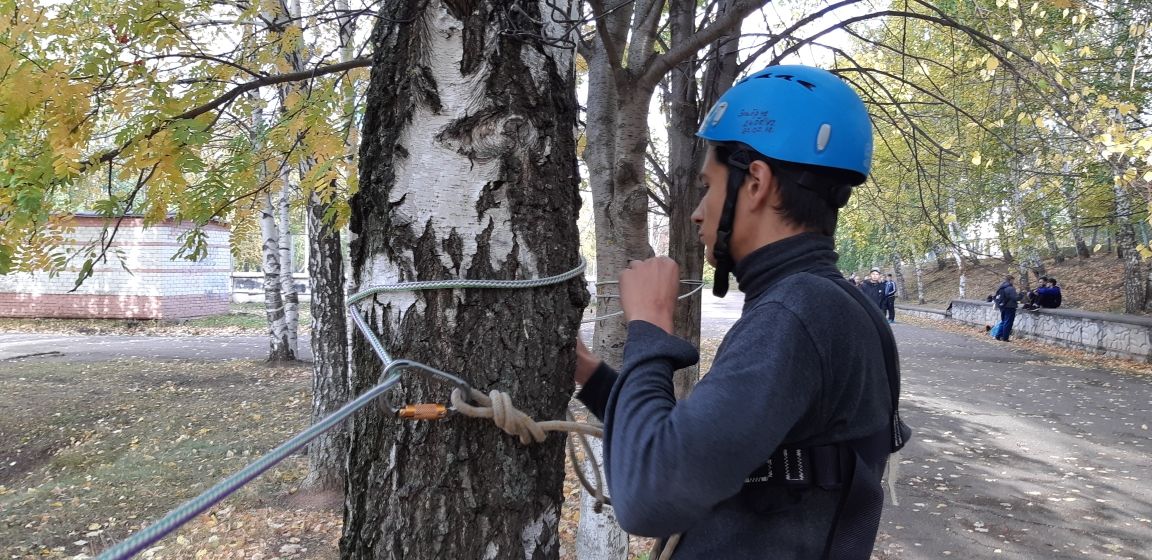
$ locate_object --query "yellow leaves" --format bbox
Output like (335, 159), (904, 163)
(1130, 23), (1148, 38)
(971, 152), (982, 166)
(985, 57), (1000, 71)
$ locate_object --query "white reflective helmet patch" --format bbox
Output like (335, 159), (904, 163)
(816, 123), (832, 152)
(710, 102), (728, 126)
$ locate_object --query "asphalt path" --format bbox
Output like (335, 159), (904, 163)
(0, 333), (314, 362)
(879, 322), (1150, 559)
(1, 301), (1149, 559)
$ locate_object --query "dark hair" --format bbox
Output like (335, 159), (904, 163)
(712, 142), (857, 237)
(1049, 278), (1057, 285)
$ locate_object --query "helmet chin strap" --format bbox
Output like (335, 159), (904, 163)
(712, 150), (751, 298)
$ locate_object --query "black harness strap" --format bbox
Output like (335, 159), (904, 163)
(711, 150), (752, 298)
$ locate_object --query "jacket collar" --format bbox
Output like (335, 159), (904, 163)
(732, 232), (841, 302)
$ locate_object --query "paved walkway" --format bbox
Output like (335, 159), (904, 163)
(2, 314), (1149, 558)
(880, 322), (1150, 559)
(0, 333), (313, 362)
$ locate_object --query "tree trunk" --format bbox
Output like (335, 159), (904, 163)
(913, 258), (925, 305)
(299, 0), (358, 494)
(1040, 208), (1064, 264)
(1061, 168), (1091, 259)
(262, 187), (294, 363)
(1113, 186), (1143, 313)
(303, 187), (349, 493)
(279, 172), (300, 356)
(577, 8), (634, 557)
(947, 203), (967, 299)
(343, 1), (584, 557)
(664, 0), (738, 400)
(890, 253), (906, 300)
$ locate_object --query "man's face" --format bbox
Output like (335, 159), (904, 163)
(870, 271), (881, 282)
(691, 148), (730, 267)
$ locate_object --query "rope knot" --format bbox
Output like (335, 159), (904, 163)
(450, 388), (547, 445)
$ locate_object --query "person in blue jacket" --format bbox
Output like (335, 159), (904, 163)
(993, 275), (1020, 341)
(572, 66), (904, 559)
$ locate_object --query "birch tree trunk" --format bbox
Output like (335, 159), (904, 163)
(278, 170), (300, 356)
(890, 253), (906, 300)
(261, 185), (294, 363)
(947, 199), (967, 299)
(1112, 181), (1144, 313)
(342, 1), (585, 557)
(913, 258), (926, 304)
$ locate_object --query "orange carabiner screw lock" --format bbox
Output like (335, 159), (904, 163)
(398, 403), (449, 420)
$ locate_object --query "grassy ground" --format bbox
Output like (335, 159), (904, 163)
(0, 359), (339, 560)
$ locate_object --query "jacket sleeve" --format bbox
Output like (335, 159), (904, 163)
(576, 362), (618, 422)
(602, 310), (823, 537)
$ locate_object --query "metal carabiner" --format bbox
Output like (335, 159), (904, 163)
(380, 359), (474, 420)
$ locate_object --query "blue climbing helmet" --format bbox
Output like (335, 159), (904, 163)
(697, 65), (873, 185)
(697, 65), (874, 298)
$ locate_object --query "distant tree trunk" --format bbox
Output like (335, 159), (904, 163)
(947, 203), (967, 298)
(665, 0), (703, 401)
(890, 253), (906, 299)
(1060, 168), (1091, 259)
(932, 245), (948, 271)
(913, 258), (926, 305)
(342, 1), (585, 557)
(1113, 185), (1143, 313)
(1041, 208), (1064, 263)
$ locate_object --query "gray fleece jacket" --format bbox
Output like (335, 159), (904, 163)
(577, 233), (894, 559)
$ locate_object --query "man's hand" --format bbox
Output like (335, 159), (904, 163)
(575, 336), (601, 385)
(619, 257), (679, 334)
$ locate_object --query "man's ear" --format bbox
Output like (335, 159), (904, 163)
(744, 159), (777, 210)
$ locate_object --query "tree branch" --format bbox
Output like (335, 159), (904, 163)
(82, 56), (372, 172)
(637, 0), (761, 91)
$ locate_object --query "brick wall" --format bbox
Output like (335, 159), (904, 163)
(0, 217), (232, 319)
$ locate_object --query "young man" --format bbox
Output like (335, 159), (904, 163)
(994, 275), (1020, 341)
(1035, 277), (1062, 309)
(859, 268), (886, 311)
(573, 65), (905, 559)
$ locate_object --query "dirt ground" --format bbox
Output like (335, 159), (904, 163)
(899, 252), (1132, 314)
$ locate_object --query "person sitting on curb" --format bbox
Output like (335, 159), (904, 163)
(1034, 277), (1062, 309)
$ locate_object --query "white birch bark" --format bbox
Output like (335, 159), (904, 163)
(278, 172), (299, 355)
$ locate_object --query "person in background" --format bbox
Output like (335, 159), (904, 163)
(883, 273), (897, 323)
(993, 275), (1020, 341)
(1035, 277), (1062, 309)
(860, 268), (886, 310)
